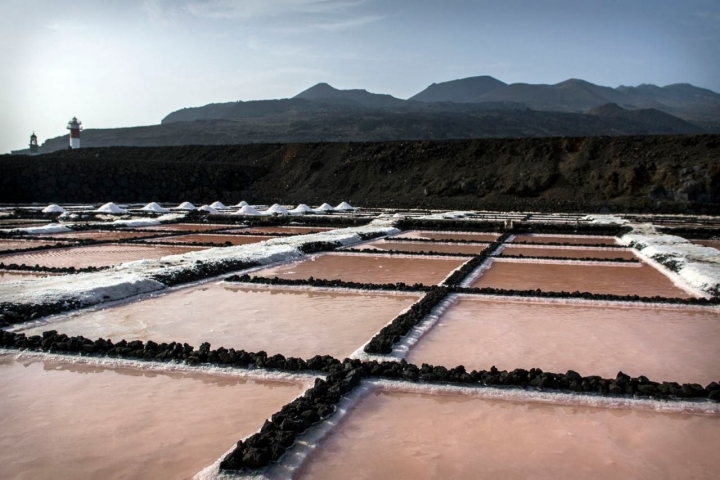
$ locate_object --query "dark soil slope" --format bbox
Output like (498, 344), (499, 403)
(2, 135), (719, 213)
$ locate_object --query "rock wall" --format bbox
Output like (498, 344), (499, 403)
(1, 135), (719, 213)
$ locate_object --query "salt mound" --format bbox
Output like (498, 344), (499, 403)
(267, 204), (289, 215)
(235, 201), (249, 207)
(335, 201), (356, 211)
(289, 204), (314, 215)
(140, 202), (169, 213)
(42, 204), (66, 214)
(198, 205), (219, 214)
(316, 203), (335, 211)
(236, 205), (261, 215)
(176, 202), (196, 210)
(95, 202), (127, 214)
(210, 201), (227, 209)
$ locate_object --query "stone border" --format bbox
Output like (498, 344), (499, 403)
(496, 254), (639, 263)
(342, 247), (477, 258)
(382, 236), (495, 245)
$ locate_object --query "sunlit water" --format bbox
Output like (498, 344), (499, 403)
(396, 231), (500, 242)
(22, 285), (421, 359)
(500, 245), (636, 260)
(0, 244), (206, 268)
(253, 253), (467, 285)
(298, 388), (720, 479)
(407, 296), (720, 384)
(470, 261), (692, 298)
(357, 240), (487, 255)
(0, 355), (304, 480)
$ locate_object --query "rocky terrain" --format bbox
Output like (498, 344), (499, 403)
(2, 135), (719, 213)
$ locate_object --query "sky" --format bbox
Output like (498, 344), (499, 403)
(1, 0), (719, 153)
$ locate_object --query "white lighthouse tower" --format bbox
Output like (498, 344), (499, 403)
(67, 117), (82, 149)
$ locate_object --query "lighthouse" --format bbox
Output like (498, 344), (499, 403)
(29, 132), (39, 155)
(67, 117), (82, 149)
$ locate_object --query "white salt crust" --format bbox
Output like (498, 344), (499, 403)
(0, 223), (72, 235)
(0, 220), (399, 313)
(620, 224), (720, 296)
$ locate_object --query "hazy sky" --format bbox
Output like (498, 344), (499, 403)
(2, 0), (719, 153)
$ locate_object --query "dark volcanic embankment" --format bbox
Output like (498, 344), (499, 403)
(2, 135), (719, 213)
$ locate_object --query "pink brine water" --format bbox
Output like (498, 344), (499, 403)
(22, 284), (421, 359)
(407, 296), (720, 384)
(0, 356), (305, 480)
(253, 253), (467, 285)
(0, 244), (206, 269)
(471, 261), (693, 298)
(298, 389), (720, 479)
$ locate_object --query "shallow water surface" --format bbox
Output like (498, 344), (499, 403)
(511, 235), (617, 245)
(396, 231), (499, 242)
(36, 230), (159, 241)
(22, 285), (421, 358)
(0, 270), (56, 282)
(222, 226), (334, 235)
(500, 245), (636, 260)
(0, 244), (206, 268)
(253, 253), (467, 285)
(0, 239), (68, 252)
(471, 261), (692, 298)
(148, 233), (278, 245)
(298, 389), (720, 480)
(357, 240), (487, 255)
(407, 296), (720, 384)
(0, 356), (304, 480)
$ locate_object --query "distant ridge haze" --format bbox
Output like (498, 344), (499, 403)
(15, 75), (720, 155)
(163, 75), (720, 124)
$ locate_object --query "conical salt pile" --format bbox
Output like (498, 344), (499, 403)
(210, 201), (227, 209)
(198, 205), (219, 214)
(266, 204), (289, 215)
(96, 202), (127, 214)
(42, 204), (66, 214)
(335, 201), (356, 211)
(289, 204), (314, 215)
(141, 202), (169, 213)
(236, 205), (261, 215)
(176, 202), (196, 210)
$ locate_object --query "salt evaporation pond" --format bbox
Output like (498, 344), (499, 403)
(407, 296), (720, 384)
(222, 226), (335, 235)
(22, 285), (421, 359)
(126, 223), (228, 232)
(500, 245), (637, 260)
(357, 240), (488, 255)
(0, 270), (56, 283)
(0, 239), (70, 252)
(36, 230), (160, 241)
(693, 239), (720, 249)
(511, 234), (618, 245)
(470, 260), (693, 298)
(396, 231), (500, 242)
(253, 253), (467, 285)
(298, 388), (720, 479)
(0, 355), (304, 480)
(0, 244), (206, 269)
(148, 233), (278, 246)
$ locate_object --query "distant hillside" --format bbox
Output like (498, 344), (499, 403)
(13, 76), (720, 154)
(19, 106), (706, 156)
(293, 82), (405, 109)
(409, 76), (507, 103)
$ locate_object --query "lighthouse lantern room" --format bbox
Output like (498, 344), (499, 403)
(67, 117), (82, 149)
(29, 132), (39, 155)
